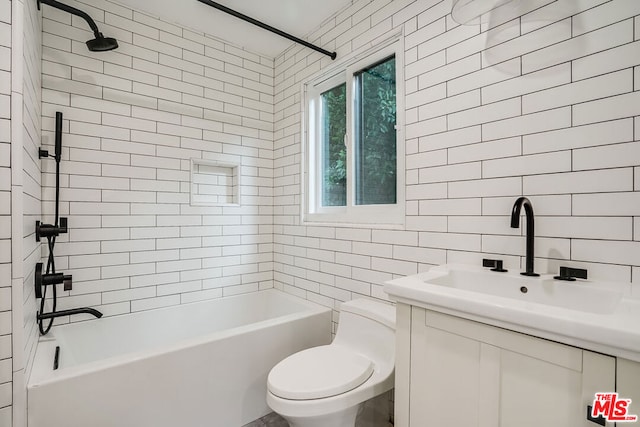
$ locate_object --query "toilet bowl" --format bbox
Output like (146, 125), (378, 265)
(266, 298), (395, 427)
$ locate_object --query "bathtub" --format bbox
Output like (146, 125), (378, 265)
(27, 289), (332, 427)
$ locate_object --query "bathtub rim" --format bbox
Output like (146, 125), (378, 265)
(28, 289), (332, 388)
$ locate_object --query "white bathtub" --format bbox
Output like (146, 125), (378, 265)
(27, 289), (332, 427)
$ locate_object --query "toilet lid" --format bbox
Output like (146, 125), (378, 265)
(268, 345), (374, 400)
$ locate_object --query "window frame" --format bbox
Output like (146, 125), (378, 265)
(301, 38), (405, 227)
(308, 73), (348, 215)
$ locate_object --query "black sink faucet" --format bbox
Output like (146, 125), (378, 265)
(510, 197), (539, 277)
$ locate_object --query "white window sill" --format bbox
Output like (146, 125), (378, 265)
(302, 212), (405, 229)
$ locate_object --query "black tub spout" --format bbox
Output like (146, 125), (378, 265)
(38, 307), (103, 321)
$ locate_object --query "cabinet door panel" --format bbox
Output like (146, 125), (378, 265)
(500, 349), (583, 427)
(410, 325), (481, 426)
(617, 358), (640, 423)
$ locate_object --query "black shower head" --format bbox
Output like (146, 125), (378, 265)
(86, 33), (119, 52)
(38, 0), (118, 52)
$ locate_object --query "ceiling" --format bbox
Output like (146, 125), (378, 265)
(114, 0), (352, 58)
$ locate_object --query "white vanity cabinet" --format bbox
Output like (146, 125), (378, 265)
(395, 303), (639, 427)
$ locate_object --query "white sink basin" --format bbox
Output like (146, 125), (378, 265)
(384, 264), (640, 362)
(426, 268), (623, 314)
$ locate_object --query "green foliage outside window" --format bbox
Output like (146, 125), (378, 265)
(321, 84), (347, 206)
(356, 56), (396, 205)
(319, 56), (396, 207)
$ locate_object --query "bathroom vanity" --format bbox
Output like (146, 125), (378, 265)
(385, 264), (640, 427)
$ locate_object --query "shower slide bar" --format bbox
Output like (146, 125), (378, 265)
(196, 0), (337, 60)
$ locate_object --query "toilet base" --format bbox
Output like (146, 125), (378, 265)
(280, 403), (362, 427)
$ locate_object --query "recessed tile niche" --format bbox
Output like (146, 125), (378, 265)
(190, 158), (240, 207)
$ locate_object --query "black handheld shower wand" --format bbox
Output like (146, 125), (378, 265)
(54, 110), (62, 161)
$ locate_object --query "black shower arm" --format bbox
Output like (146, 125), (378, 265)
(196, 0), (337, 60)
(37, 0), (101, 36)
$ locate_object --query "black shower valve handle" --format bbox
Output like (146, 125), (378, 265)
(35, 217), (68, 241)
(34, 262), (72, 298)
(63, 275), (73, 291)
(59, 217), (68, 233)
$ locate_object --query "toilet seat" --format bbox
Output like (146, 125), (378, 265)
(268, 345), (374, 400)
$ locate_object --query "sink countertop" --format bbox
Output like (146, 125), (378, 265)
(384, 264), (640, 362)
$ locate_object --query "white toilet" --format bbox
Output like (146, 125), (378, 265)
(266, 298), (395, 427)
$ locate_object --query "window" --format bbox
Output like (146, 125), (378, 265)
(320, 82), (347, 207)
(303, 41), (404, 225)
(354, 56), (397, 206)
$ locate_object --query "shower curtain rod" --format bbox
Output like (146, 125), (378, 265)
(196, 0), (337, 60)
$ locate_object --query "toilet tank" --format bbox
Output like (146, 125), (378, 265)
(332, 299), (396, 365)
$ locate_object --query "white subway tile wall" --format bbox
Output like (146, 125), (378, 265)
(40, 0), (274, 322)
(0, 0), (11, 421)
(273, 0), (640, 324)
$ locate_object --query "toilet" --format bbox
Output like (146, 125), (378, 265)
(266, 298), (395, 427)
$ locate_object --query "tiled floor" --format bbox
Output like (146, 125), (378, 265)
(242, 405), (394, 426)
(242, 412), (395, 427)
(243, 392), (394, 426)
(242, 412), (288, 427)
